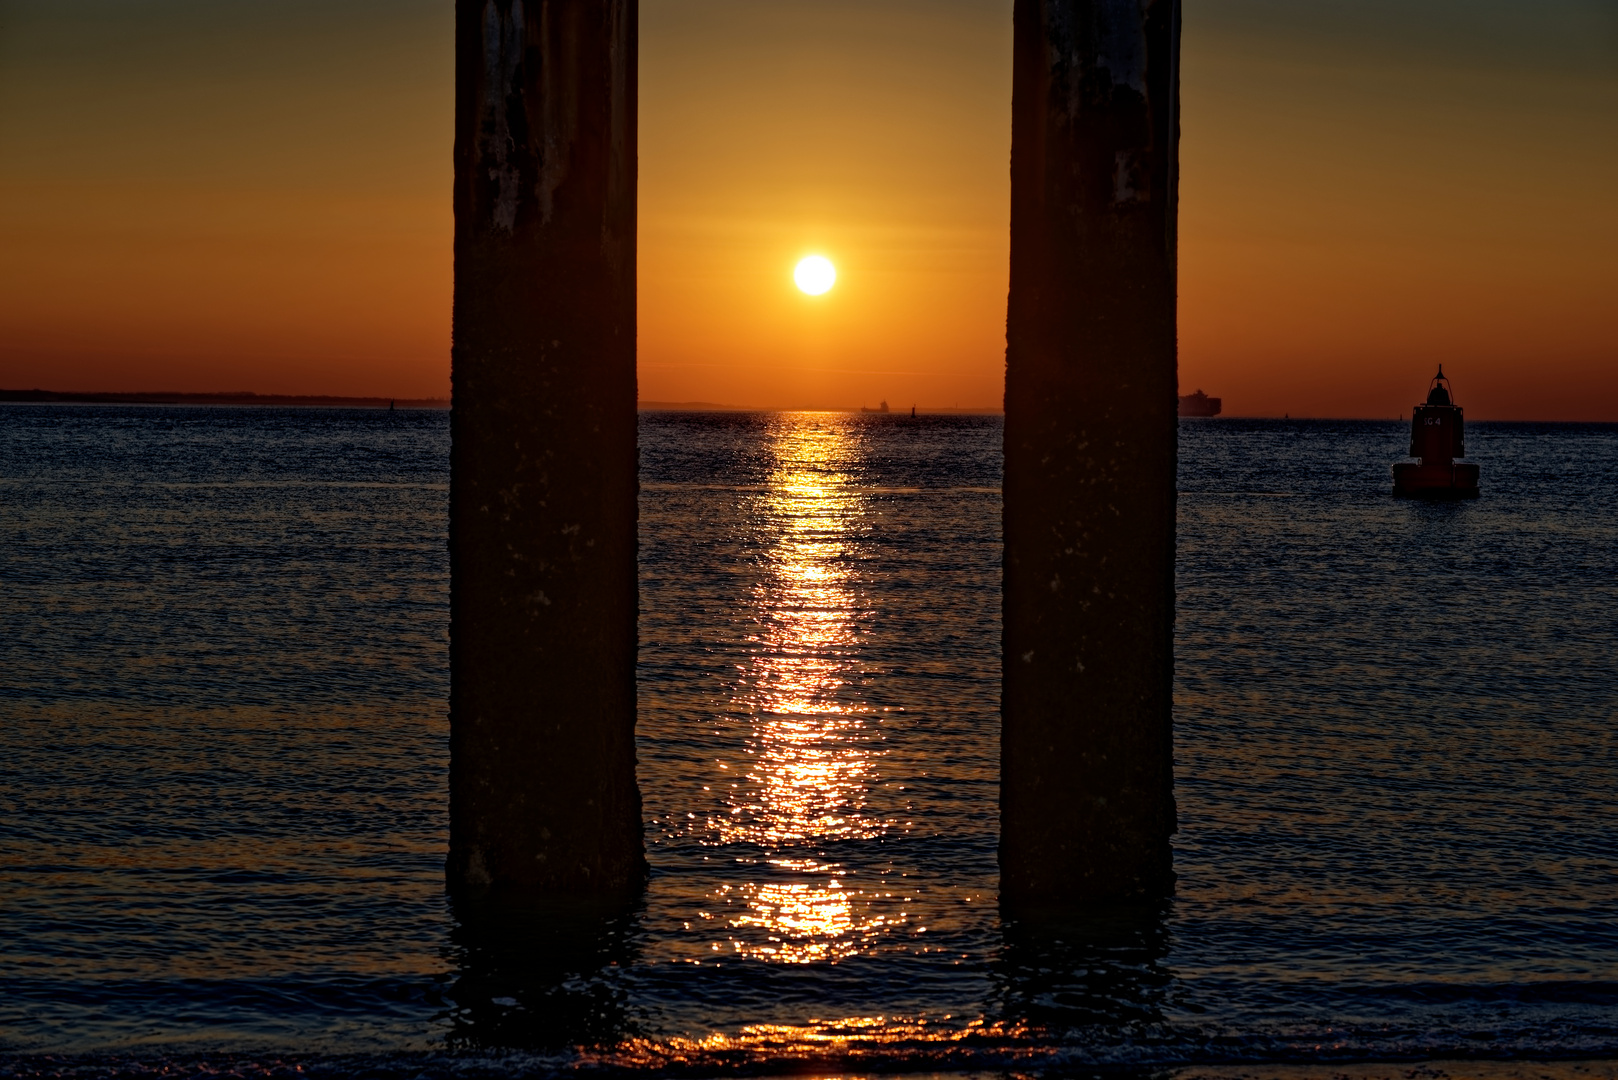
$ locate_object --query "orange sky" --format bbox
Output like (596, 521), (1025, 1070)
(1, 0), (1614, 417)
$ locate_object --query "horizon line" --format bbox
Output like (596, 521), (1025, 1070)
(5, 390), (1615, 423)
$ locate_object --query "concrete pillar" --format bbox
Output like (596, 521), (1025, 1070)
(448, 0), (643, 895)
(1001, 0), (1181, 903)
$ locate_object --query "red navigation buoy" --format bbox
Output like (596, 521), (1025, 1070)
(1392, 366), (1479, 498)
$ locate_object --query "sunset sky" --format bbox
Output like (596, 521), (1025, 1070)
(1, 0), (1613, 417)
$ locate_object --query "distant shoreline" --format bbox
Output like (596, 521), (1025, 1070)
(0, 389), (449, 409)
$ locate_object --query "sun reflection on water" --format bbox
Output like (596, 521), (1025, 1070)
(707, 415), (896, 962)
(585, 1015), (1035, 1070)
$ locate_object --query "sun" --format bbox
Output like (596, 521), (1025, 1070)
(794, 255), (836, 296)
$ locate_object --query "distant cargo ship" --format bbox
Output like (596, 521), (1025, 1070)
(861, 400), (890, 414)
(1178, 390), (1222, 417)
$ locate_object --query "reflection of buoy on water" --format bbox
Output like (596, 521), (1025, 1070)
(1392, 365), (1479, 498)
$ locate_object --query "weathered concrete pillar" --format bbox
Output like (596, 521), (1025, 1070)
(1001, 0), (1180, 903)
(448, 0), (643, 895)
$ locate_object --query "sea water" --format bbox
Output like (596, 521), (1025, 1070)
(1, 406), (1614, 1075)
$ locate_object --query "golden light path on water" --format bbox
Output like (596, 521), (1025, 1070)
(710, 415), (897, 963)
(586, 1017), (1039, 1071)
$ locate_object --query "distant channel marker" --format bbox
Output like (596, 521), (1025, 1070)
(794, 256), (836, 296)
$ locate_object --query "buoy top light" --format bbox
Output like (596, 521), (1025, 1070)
(1427, 365), (1454, 407)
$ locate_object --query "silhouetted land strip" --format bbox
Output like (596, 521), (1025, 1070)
(1, 389), (449, 409)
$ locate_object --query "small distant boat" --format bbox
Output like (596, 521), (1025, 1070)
(1178, 390), (1222, 417)
(1392, 366), (1479, 498)
(861, 400), (890, 414)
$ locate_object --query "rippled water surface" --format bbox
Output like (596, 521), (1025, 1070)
(2, 406), (1615, 1076)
